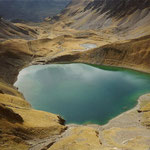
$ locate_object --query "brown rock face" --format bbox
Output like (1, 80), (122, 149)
(0, 104), (23, 123)
(85, 0), (150, 18)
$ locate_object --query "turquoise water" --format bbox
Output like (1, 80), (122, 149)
(15, 63), (150, 124)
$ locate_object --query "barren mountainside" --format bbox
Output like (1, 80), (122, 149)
(85, 0), (150, 16)
(0, 0), (150, 150)
(0, 18), (37, 40)
(57, 0), (150, 39)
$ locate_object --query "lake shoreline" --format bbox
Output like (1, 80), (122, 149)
(2, 50), (150, 149)
(15, 62), (150, 127)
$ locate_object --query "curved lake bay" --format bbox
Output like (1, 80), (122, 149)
(15, 64), (150, 124)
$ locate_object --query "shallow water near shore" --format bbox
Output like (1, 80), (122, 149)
(15, 63), (150, 124)
(80, 43), (97, 50)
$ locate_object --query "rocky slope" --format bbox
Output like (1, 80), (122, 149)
(0, 18), (37, 40)
(54, 0), (150, 39)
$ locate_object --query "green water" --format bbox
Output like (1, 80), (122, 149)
(15, 63), (150, 124)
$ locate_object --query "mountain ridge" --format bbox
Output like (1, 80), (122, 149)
(54, 0), (150, 39)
